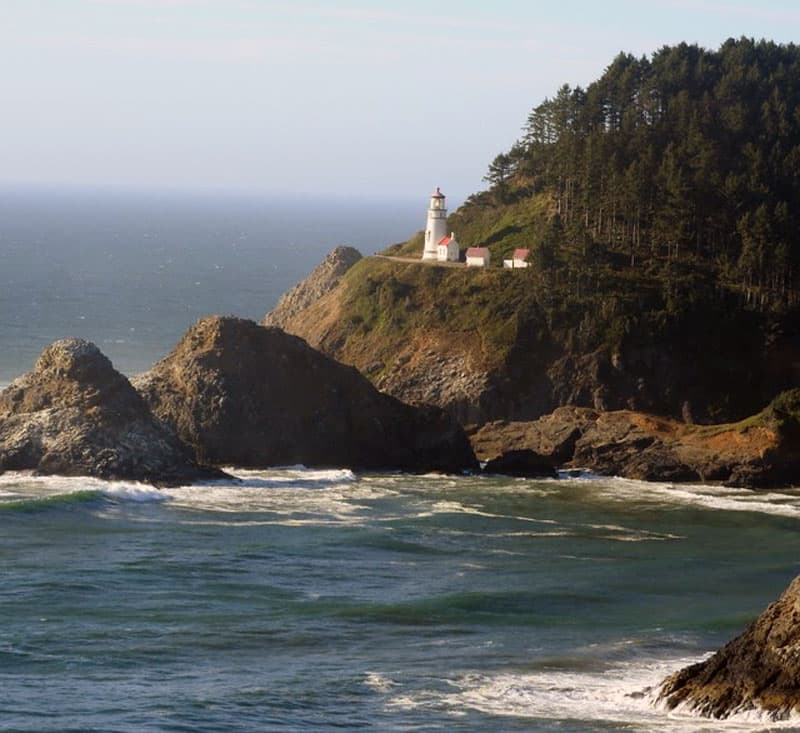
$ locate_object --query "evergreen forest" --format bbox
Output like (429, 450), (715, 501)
(471, 37), (800, 313)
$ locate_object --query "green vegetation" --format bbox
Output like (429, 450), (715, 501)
(486, 37), (800, 312)
(349, 39), (800, 423)
(337, 257), (543, 371)
(695, 388), (800, 437)
(764, 389), (800, 437)
(389, 38), (800, 316)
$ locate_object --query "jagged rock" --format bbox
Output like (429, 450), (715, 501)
(468, 398), (800, 487)
(133, 316), (478, 473)
(658, 575), (800, 720)
(571, 411), (702, 481)
(0, 339), (216, 484)
(264, 246), (362, 329)
(482, 449), (556, 478)
(469, 407), (598, 463)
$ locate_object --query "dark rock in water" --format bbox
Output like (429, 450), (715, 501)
(658, 574), (800, 720)
(264, 246), (362, 329)
(0, 339), (218, 484)
(571, 411), (702, 482)
(133, 316), (478, 473)
(483, 449), (556, 478)
(469, 407), (598, 464)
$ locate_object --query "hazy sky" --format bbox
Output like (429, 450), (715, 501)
(2, 1), (799, 200)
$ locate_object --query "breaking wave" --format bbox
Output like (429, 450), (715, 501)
(385, 657), (800, 731)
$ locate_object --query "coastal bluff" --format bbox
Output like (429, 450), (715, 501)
(658, 574), (800, 720)
(0, 339), (214, 484)
(263, 250), (800, 428)
(133, 316), (478, 473)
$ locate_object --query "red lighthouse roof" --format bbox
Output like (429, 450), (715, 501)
(430, 187), (445, 198)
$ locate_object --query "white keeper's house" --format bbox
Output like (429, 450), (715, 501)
(422, 187), (460, 263)
(437, 233), (459, 262)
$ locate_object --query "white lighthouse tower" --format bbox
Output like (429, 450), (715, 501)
(422, 187), (448, 261)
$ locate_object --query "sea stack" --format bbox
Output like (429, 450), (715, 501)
(658, 574), (800, 720)
(0, 339), (216, 484)
(134, 316), (479, 473)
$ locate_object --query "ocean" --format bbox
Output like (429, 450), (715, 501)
(0, 185), (421, 384)
(1, 187), (800, 732)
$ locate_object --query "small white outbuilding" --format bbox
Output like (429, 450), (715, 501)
(513, 248), (530, 268)
(465, 247), (491, 267)
(504, 248), (531, 268)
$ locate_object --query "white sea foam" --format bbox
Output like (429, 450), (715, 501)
(559, 474), (800, 520)
(0, 467), (386, 523)
(221, 466), (358, 485)
(387, 657), (800, 731)
(425, 499), (561, 526)
(165, 466), (394, 525)
(0, 472), (171, 507)
(585, 523), (685, 542)
(364, 672), (398, 693)
(101, 483), (170, 503)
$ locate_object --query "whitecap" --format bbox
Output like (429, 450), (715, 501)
(218, 466), (357, 488)
(101, 483), (170, 503)
(557, 474), (800, 521)
(387, 657), (800, 731)
(164, 468), (396, 525)
(364, 672), (398, 693)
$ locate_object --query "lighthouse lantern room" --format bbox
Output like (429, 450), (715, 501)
(422, 187), (448, 261)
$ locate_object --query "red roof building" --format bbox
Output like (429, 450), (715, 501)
(436, 232), (459, 262)
(465, 247), (491, 267)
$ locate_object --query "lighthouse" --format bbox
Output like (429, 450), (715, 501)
(422, 187), (448, 261)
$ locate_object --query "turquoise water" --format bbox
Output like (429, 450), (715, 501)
(2, 469), (800, 732)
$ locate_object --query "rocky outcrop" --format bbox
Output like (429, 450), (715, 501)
(469, 407), (598, 464)
(0, 339), (216, 484)
(482, 449), (556, 478)
(264, 246), (362, 329)
(133, 316), (478, 473)
(468, 395), (800, 487)
(658, 574), (800, 720)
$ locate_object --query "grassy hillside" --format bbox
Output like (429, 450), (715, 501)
(382, 194), (553, 263)
(333, 257), (541, 375)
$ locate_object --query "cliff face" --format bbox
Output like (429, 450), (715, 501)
(264, 253), (800, 426)
(658, 574), (800, 720)
(265, 245), (362, 329)
(134, 316), (478, 473)
(0, 339), (213, 484)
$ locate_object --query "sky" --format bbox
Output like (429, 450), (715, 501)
(2, 0), (800, 201)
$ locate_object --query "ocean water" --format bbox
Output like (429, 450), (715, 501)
(0, 185), (421, 383)
(2, 187), (800, 731)
(2, 469), (800, 732)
